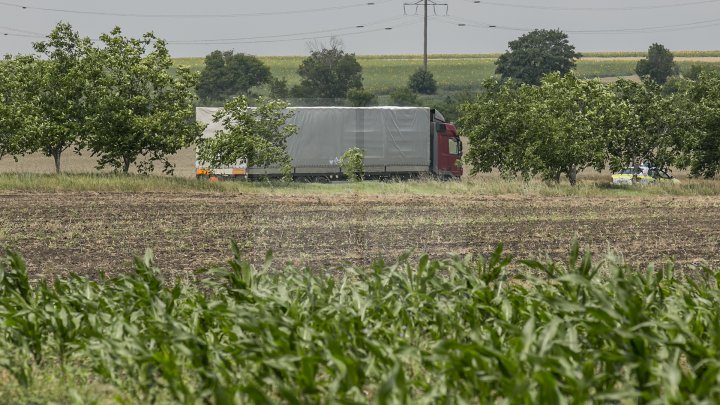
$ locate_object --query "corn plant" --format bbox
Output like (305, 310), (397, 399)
(2, 242), (720, 403)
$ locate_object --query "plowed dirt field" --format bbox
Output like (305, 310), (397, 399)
(1, 190), (718, 278)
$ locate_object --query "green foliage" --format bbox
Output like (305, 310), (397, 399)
(430, 92), (476, 124)
(661, 76), (693, 95)
(408, 68), (437, 95)
(86, 27), (203, 174)
(21, 22), (97, 173)
(197, 50), (272, 103)
(460, 74), (700, 184)
(339, 147), (364, 182)
(636, 43), (678, 84)
(268, 77), (289, 99)
(291, 40), (363, 102)
(686, 71), (720, 178)
(197, 96), (296, 180)
(685, 63), (720, 81)
(496, 29), (582, 85)
(390, 87), (420, 106)
(608, 79), (696, 175)
(346, 88), (376, 107)
(0, 57), (27, 159)
(460, 74), (622, 184)
(3, 244), (720, 402)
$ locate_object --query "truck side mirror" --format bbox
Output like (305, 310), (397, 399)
(436, 123), (447, 134)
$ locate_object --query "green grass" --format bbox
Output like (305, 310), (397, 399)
(174, 52), (720, 96)
(2, 242), (720, 402)
(3, 173), (720, 197)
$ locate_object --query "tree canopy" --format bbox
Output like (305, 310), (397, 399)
(686, 71), (720, 178)
(460, 74), (621, 184)
(495, 29), (581, 86)
(20, 22), (97, 173)
(197, 50), (272, 103)
(291, 41), (363, 102)
(85, 27), (202, 174)
(459, 73), (701, 184)
(607, 79), (695, 176)
(0, 57), (27, 159)
(636, 43), (677, 85)
(408, 68), (437, 95)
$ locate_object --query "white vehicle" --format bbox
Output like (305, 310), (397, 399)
(611, 166), (678, 185)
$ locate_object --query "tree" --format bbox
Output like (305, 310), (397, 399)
(0, 57), (24, 159)
(495, 29), (581, 86)
(460, 74), (625, 185)
(86, 27), (202, 174)
(197, 50), (271, 103)
(608, 79), (695, 179)
(686, 64), (720, 81)
(196, 96), (297, 180)
(408, 68), (437, 95)
(347, 88), (376, 107)
(291, 40), (363, 103)
(459, 79), (539, 180)
(269, 77), (289, 99)
(686, 71), (720, 178)
(636, 43), (677, 85)
(529, 73), (624, 185)
(23, 22), (97, 173)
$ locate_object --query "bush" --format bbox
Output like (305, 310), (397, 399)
(339, 147), (364, 182)
(347, 88), (376, 106)
(408, 68), (437, 94)
(269, 77), (289, 99)
(390, 87), (420, 106)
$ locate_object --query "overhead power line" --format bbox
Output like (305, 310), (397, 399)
(0, 25), (42, 36)
(442, 14), (720, 34)
(166, 16), (412, 44)
(0, 31), (42, 39)
(168, 19), (422, 45)
(0, 0), (392, 18)
(0, 16), (421, 45)
(467, 0), (720, 11)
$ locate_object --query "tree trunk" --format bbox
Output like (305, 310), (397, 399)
(553, 171), (561, 184)
(52, 149), (62, 174)
(567, 165), (578, 186)
(632, 159), (641, 184)
(122, 156), (131, 174)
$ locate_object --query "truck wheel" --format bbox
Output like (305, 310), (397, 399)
(314, 176), (330, 184)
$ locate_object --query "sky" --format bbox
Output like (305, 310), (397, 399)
(1, 0), (720, 57)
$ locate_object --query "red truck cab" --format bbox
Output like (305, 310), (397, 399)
(434, 121), (463, 178)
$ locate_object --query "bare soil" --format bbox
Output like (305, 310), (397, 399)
(1, 191), (718, 279)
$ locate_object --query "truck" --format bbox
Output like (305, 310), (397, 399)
(195, 106), (463, 182)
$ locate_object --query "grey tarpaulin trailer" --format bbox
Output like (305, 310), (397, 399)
(195, 106), (463, 181)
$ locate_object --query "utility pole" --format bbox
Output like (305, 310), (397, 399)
(404, 0), (448, 71)
(423, 0), (428, 71)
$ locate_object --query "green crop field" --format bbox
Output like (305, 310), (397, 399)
(3, 241), (720, 403)
(174, 51), (720, 96)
